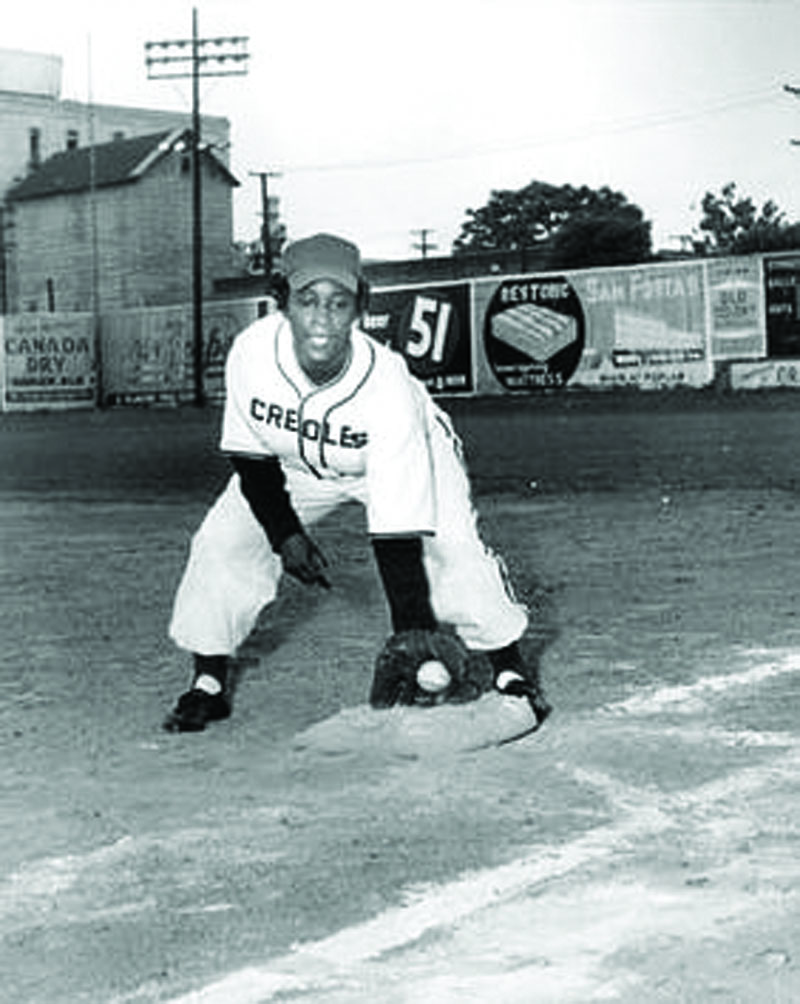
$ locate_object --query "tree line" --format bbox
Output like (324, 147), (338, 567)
(450, 180), (800, 268)
(237, 180), (800, 274)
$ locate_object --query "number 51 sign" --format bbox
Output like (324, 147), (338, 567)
(363, 283), (473, 394)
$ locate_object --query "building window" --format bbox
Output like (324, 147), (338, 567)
(66, 129), (79, 150)
(29, 127), (41, 169)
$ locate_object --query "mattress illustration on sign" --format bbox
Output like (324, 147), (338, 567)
(491, 303), (578, 361)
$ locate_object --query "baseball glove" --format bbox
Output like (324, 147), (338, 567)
(369, 628), (488, 708)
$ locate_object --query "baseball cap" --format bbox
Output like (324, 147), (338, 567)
(283, 233), (362, 294)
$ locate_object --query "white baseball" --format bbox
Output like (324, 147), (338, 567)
(416, 660), (451, 693)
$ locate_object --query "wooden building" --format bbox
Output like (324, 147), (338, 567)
(5, 128), (239, 312)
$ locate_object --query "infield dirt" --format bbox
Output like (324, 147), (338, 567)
(1, 391), (799, 1002)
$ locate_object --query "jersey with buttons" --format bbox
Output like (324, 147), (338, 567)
(221, 314), (438, 536)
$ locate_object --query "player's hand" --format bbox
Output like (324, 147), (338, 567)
(280, 532), (331, 589)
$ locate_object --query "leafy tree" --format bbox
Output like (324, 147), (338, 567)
(547, 208), (652, 269)
(696, 183), (800, 254)
(452, 180), (652, 267)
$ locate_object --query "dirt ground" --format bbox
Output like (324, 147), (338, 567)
(1, 392), (799, 1003)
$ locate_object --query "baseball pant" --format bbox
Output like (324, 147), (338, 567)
(169, 417), (528, 655)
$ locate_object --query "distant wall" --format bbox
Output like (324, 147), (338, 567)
(0, 300), (261, 410)
(3, 253), (799, 411)
(367, 255), (764, 396)
(10, 156), (235, 314)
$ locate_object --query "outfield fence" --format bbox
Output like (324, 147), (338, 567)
(2, 253), (799, 412)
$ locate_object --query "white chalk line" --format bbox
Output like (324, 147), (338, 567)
(160, 739), (800, 1004)
(19, 654), (788, 921)
(603, 648), (800, 717)
(158, 813), (673, 1004)
(13, 649), (796, 1003)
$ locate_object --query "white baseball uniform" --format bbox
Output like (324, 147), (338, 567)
(169, 313), (528, 655)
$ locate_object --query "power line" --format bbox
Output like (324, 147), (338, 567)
(270, 84), (783, 177)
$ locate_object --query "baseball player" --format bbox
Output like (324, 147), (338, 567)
(164, 233), (551, 732)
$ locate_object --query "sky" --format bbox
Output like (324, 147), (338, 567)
(5, 0), (800, 261)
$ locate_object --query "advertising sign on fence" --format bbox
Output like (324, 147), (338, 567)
(706, 256), (765, 361)
(102, 306), (187, 405)
(474, 261), (712, 392)
(568, 262), (711, 390)
(364, 283), (473, 394)
(1, 313), (96, 409)
(101, 300), (262, 405)
(200, 300), (262, 402)
(764, 255), (800, 358)
(729, 359), (800, 390)
(480, 274), (585, 391)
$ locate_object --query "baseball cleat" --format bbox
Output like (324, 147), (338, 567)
(494, 670), (552, 729)
(163, 688), (231, 732)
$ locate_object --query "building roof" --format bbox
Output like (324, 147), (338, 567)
(6, 128), (238, 202)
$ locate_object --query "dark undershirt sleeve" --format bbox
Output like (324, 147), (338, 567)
(229, 454), (303, 553)
(371, 535), (437, 633)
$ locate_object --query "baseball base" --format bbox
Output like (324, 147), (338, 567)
(292, 691), (541, 758)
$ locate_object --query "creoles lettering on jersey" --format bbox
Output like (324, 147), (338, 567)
(249, 397), (368, 450)
(300, 418), (337, 445)
(301, 418), (320, 441)
(340, 426), (368, 449)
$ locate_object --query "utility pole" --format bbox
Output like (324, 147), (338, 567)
(411, 228), (437, 259)
(145, 10), (249, 406)
(249, 170), (281, 288)
(87, 33), (103, 406)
